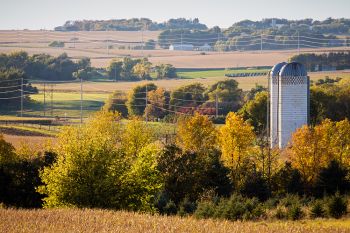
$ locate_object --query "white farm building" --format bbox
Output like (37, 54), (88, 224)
(169, 44), (194, 51)
(269, 62), (310, 148)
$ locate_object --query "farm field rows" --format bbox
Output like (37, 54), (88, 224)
(0, 31), (349, 68)
(1, 208), (350, 233)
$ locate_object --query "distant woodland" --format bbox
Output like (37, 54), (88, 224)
(55, 18), (350, 51)
(54, 18), (207, 31)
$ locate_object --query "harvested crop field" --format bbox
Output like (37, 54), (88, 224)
(0, 30), (349, 68)
(2, 134), (55, 149)
(1, 208), (350, 233)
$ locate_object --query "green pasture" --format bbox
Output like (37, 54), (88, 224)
(177, 68), (269, 79)
(23, 92), (109, 119)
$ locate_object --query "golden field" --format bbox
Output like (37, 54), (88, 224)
(1, 208), (350, 233)
(0, 30), (349, 68)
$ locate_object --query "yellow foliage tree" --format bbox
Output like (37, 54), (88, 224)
(133, 59), (151, 79)
(219, 112), (256, 181)
(288, 118), (350, 183)
(332, 119), (350, 166)
(176, 112), (217, 154)
(121, 117), (156, 157)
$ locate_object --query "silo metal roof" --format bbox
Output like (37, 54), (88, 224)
(279, 62), (307, 77)
(270, 62), (287, 77)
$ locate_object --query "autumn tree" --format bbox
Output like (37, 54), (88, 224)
(144, 88), (169, 120)
(103, 90), (128, 117)
(121, 117), (157, 158)
(127, 83), (157, 116)
(154, 64), (177, 79)
(287, 118), (350, 185)
(133, 58), (152, 80)
(39, 111), (162, 210)
(170, 83), (206, 113)
(176, 113), (217, 154)
(219, 112), (256, 183)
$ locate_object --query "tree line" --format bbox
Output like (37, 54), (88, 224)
(104, 79), (242, 120)
(1, 109), (350, 220)
(107, 58), (176, 81)
(0, 51), (92, 81)
(158, 18), (350, 51)
(289, 52), (350, 71)
(104, 76), (350, 129)
(54, 18), (207, 31)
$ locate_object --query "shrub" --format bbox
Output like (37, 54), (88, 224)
(177, 198), (196, 216)
(49, 41), (65, 47)
(163, 200), (177, 215)
(239, 172), (271, 201)
(279, 194), (303, 208)
(215, 194), (265, 221)
(194, 201), (216, 219)
(288, 205), (304, 220)
(327, 193), (347, 219)
(275, 206), (287, 219)
(310, 200), (325, 218)
(264, 197), (279, 209)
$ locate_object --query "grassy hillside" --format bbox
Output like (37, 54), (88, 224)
(1, 209), (350, 233)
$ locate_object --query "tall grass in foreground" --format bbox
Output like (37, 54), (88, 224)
(1, 209), (350, 233)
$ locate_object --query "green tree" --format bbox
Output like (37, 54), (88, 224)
(239, 91), (268, 135)
(155, 64), (177, 79)
(170, 83), (206, 112)
(107, 59), (123, 81)
(103, 91), (128, 117)
(127, 83), (157, 116)
(205, 80), (243, 115)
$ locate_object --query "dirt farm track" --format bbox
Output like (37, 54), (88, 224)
(0, 30), (349, 68)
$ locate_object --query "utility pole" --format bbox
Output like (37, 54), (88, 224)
(114, 63), (117, 82)
(107, 40), (109, 56)
(297, 31), (300, 54)
(73, 32), (76, 48)
(50, 84), (53, 118)
(43, 82), (46, 117)
(80, 78), (83, 124)
(181, 31), (183, 50)
(215, 93), (218, 118)
(145, 85), (148, 123)
(141, 29), (144, 57)
(20, 77), (23, 117)
(260, 33), (263, 53)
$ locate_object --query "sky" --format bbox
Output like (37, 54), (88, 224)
(0, 0), (349, 30)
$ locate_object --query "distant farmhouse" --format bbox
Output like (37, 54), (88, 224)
(169, 44), (194, 51)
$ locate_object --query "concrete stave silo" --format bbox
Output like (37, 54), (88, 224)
(269, 62), (309, 148)
(270, 62), (287, 148)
